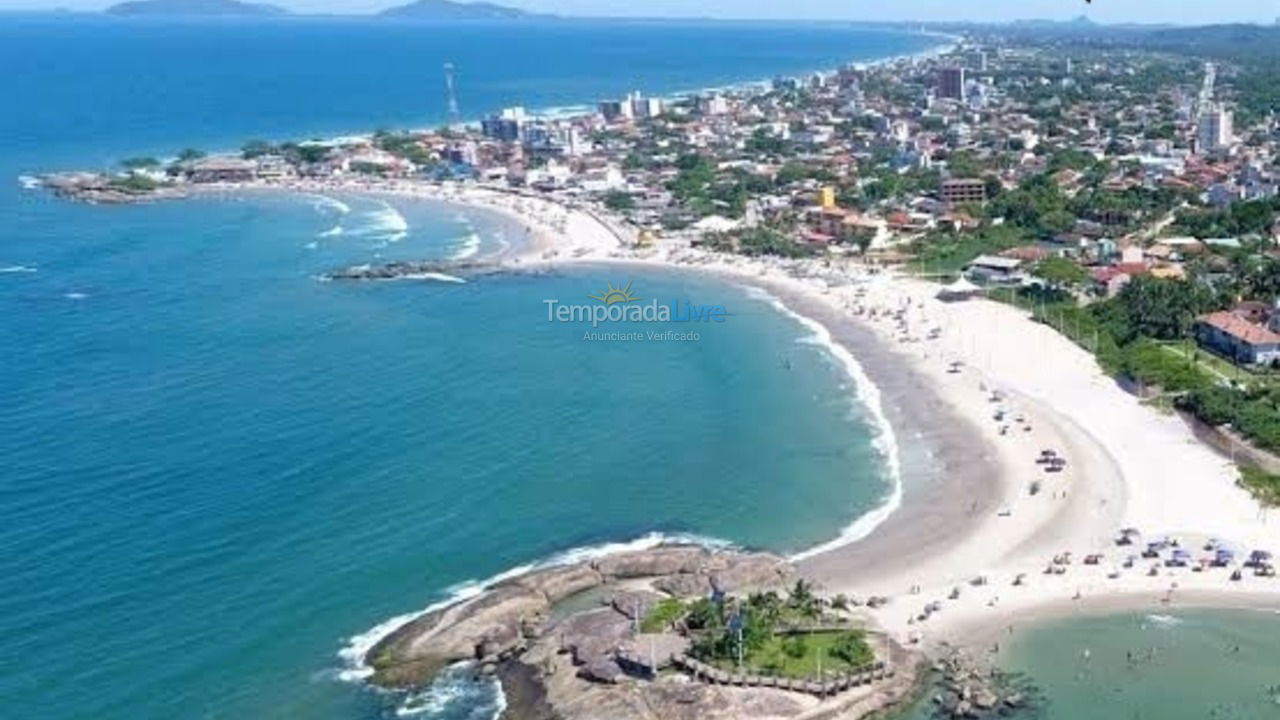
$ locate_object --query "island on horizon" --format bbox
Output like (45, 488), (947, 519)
(101, 0), (548, 19)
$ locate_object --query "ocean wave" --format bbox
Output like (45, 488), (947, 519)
(395, 663), (506, 719)
(336, 531), (731, 684)
(0, 265), (37, 274)
(18, 175), (41, 190)
(306, 194), (352, 215)
(318, 224), (344, 238)
(63, 292), (89, 300)
(451, 232), (482, 260)
(354, 201), (410, 243)
(737, 286), (903, 563)
(1144, 614), (1184, 628)
(400, 272), (468, 284)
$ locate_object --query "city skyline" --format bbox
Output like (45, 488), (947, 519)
(2, 0), (1278, 25)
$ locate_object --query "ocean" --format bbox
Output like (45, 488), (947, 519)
(0, 16), (930, 720)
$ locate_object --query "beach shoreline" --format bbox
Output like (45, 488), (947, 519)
(362, 178), (1280, 659)
(203, 173), (1279, 682)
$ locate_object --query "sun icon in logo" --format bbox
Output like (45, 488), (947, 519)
(589, 280), (641, 305)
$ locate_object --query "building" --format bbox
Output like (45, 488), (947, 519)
(940, 178), (987, 204)
(818, 186), (836, 210)
(481, 107), (528, 142)
(598, 99), (633, 123)
(1195, 310), (1280, 366)
(1197, 104), (1234, 153)
(188, 156), (257, 183)
(938, 66), (966, 102)
(965, 255), (1023, 284)
(699, 94), (730, 116)
(628, 92), (664, 120)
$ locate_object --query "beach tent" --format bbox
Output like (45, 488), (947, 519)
(937, 275), (982, 301)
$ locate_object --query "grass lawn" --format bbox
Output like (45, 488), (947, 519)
(1158, 342), (1278, 388)
(640, 598), (686, 633)
(707, 631), (874, 679)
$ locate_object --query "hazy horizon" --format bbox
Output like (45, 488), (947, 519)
(3, 0), (1279, 26)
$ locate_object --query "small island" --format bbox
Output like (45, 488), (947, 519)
(378, 0), (545, 21)
(105, 0), (287, 16)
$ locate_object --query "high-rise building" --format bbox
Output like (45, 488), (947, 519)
(938, 67), (966, 102)
(699, 94), (730, 116)
(480, 107), (528, 142)
(972, 51), (988, 72)
(598, 99), (633, 123)
(1197, 103), (1234, 152)
(629, 92), (664, 120)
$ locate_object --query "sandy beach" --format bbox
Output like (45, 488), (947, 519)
(255, 176), (1280, 654)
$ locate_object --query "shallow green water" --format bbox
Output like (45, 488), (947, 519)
(901, 609), (1280, 720)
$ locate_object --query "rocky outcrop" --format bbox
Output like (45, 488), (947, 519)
(367, 584), (548, 688)
(323, 259), (496, 281)
(507, 564), (604, 604)
(365, 545), (792, 690)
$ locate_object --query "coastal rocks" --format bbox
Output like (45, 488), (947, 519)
(610, 589), (664, 620)
(593, 546), (710, 579)
(322, 259), (495, 282)
(507, 564), (604, 604)
(930, 649), (1039, 720)
(365, 546), (792, 691)
(594, 545), (794, 595)
(555, 607), (632, 667)
(367, 584), (549, 688)
(38, 172), (187, 204)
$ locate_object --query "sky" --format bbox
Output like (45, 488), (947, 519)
(3, 0), (1278, 25)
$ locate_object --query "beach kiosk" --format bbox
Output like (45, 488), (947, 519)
(937, 275), (982, 302)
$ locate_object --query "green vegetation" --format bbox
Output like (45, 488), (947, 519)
(373, 130), (435, 166)
(724, 630), (873, 678)
(1178, 385), (1280, 455)
(1173, 197), (1280, 239)
(1033, 256), (1088, 289)
(1239, 466), (1280, 506)
(106, 174), (161, 194)
(120, 156), (161, 169)
(907, 224), (1025, 275)
(640, 598), (686, 633)
(176, 148), (206, 162)
(279, 142), (331, 165)
(683, 580), (872, 679)
(603, 190), (635, 212)
(241, 139), (275, 159)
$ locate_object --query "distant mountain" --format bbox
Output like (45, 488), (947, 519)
(105, 0), (287, 16)
(378, 0), (545, 20)
(1145, 23), (1280, 57)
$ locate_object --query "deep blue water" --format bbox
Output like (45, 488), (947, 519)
(0, 17), (934, 720)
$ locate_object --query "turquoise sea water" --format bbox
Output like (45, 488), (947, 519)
(0, 17), (929, 720)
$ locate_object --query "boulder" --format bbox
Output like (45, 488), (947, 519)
(555, 607), (632, 666)
(610, 589), (664, 620)
(593, 546), (710, 579)
(367, 584), (549, 688)
(652, 573), (713, 597)
(510, 565), (604, 603)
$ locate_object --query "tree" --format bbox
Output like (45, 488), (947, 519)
(120, 156), (160, 169)
(603, 190), (636, 212)
(829, 631), (873, 667)
(241, 139), (275, 159)
(1034, 257), (1088, 290)
(176, 148), (206, 163)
